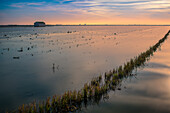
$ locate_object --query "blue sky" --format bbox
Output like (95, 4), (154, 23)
(0, 0), (170, 24)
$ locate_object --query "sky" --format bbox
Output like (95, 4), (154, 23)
(0, 0), (170, 25)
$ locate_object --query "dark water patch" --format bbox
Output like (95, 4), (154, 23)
(147, 62), (170, 69)
(84, 95), (170, 113)
(0, 36), (10, 39)
(136, 70), (168, 79)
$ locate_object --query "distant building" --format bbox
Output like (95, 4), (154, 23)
(34, 21), (45, 27)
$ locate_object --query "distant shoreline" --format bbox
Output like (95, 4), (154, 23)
(0, 24), (169, 27)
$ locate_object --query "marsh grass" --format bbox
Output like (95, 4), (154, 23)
(10, 30), (170, 113)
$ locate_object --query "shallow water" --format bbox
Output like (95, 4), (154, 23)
(83, 35), (170, 113)
(0, 26), (169, 112)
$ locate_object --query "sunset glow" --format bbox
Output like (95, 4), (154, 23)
(0, 0), (170, 25)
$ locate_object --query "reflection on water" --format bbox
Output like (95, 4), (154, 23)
(0, 26), (169, 112)
(84, 36), (170, 113)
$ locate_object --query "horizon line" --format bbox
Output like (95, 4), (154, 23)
(0, 24), (170, 27)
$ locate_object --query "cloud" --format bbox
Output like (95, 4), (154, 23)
(134, 0), (170, 10)
(9, 2), (45, 8)
(29, 0), (169, 19)
(8, 0), (170, 14)
(27, 2), (45, 5)
(2, 0), (170, 24)
(9, 3), (25, 8)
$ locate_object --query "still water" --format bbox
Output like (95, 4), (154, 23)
(0, 26), (169, 112)
(83, 35), (170, 113)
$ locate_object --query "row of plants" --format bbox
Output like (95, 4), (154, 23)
(11, 30), (170, 113)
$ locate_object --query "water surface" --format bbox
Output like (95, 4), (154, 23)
(0, 26), (169, 112)
(83, 35), (170, 113)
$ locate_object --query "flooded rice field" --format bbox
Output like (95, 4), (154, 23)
(0, 26), (169, 112)
(83, 35), (170, 113)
